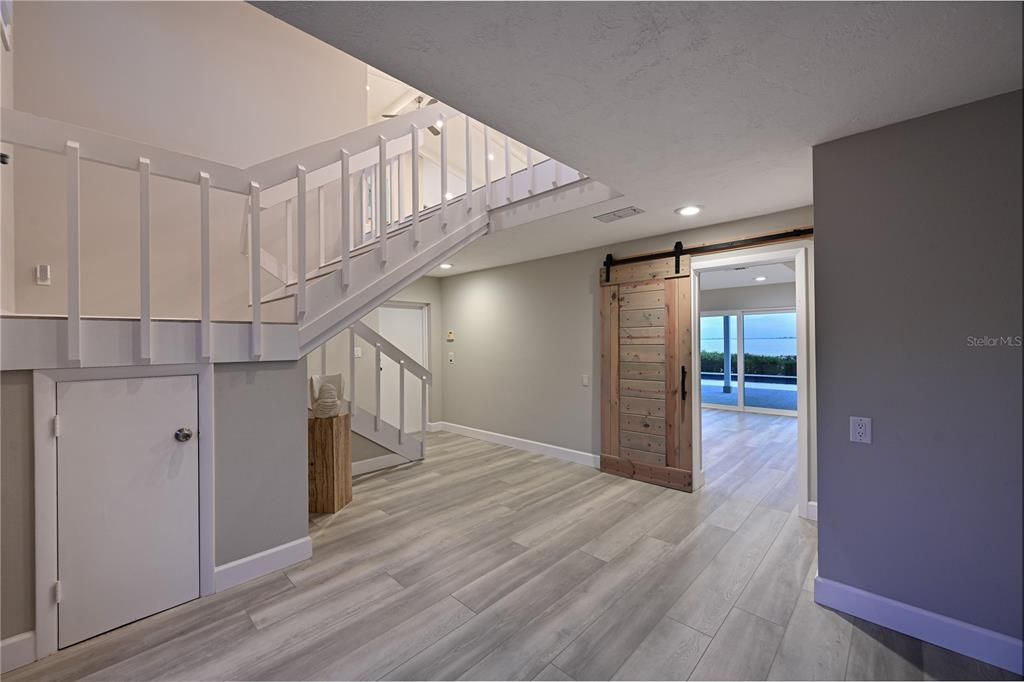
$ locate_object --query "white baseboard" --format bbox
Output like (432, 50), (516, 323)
(1, 631), (36, 673)
(429, 421), (600, 468)
(214, 536), (312, 593)
(803, 500), (818, 521)
(815, 577), (1023, 675)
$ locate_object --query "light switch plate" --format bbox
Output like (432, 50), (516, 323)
(582, 374), (590, 387)
(850, 417), (872, 444)
(353, 346), (362, 358)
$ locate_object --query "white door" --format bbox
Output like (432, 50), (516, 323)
(56, 375), (199, 648)
(378, 306), (427, 430)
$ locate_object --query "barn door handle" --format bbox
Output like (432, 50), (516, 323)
(680, 365), (688, 401)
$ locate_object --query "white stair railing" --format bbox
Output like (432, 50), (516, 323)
(347, 319), (431, 460)
(1, 101), (595, 367)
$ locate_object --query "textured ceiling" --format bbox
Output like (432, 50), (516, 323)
(255, 2), (1022, 274)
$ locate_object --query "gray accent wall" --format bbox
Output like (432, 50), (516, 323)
(214, 361), (309, 565)
(439, 206), (813, 454)
(1, 370), (34, 638)
(813, 91), (1022, 639)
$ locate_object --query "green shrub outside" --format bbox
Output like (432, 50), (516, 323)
(700, 351), (796, 376)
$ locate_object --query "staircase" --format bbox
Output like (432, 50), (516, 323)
(1, 102), (618, 371)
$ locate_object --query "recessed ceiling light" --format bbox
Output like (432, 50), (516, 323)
(439, 263), (454, 270)
(676, 205), (701, 217)
(754, 276), (767, 282)
(444, 192), (454, 200)
(487, 153), (495, 161)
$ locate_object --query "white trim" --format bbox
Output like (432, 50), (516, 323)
(690, 240), (816, 519)
(32, 364), (215, 660)
(805, 500), (818, 521)
(430, 421), (600, 468)
(815, 577), (1023, 675)
(1, 632), (36, 673)
(213, 536), (312, 593)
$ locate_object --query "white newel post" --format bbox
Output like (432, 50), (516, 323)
(66, 141), (81, 364)
(138, 157), (152, 362)
(249, 181), (262, 359)
(504, 135), (512, 204)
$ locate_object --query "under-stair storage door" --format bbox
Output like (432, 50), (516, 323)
(601, 257), (694, 491)
(56, 375), (200, 648)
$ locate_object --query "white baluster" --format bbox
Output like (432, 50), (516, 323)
(399, 361), (405, 444)
(465, 116), (473, 213)
(249, 181), (262, 359)
(339, 150), (351, 287)
(374, 344), (382, 431)
(526, 147), (535, 196)
(553, 160), (562, 188)
(285, 197), (294, 284)
(421, 376), (428, 438)
(296, 165), (308, 317)
(411, 124), (421, 245)
(397, 154), (404, 226)
(378, 136), (388, 266)
(349, 327), (357, 408)
(483, 126), (492, 211)
(356, 172), (364, 247)
(138, 157), (152, 362)
(66, 141), (81, 364)
(440, 112), (448, 229)
(317, 186), (326, 267)
(199, 172), (212, 358)
(504, 135), (512, 204)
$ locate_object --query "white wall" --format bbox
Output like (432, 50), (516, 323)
(5, 1), (368, 319)
(699, 282), (795, 312)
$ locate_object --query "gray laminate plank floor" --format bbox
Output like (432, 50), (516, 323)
(9, 411), (1018, 681)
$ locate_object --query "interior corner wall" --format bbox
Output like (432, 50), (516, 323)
(214, 360), (308, 565)
(1, 370), (34, 639)
(438, 206), (813, 455)
(813, 90), (1022, 641)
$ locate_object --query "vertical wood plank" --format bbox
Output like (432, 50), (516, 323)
(676, 273), (694, 473)
(66, 141), (81, 364)
(339, 151), (350, 286)
(664, 278), (679, 469)
(249, 181), (262, 359)
(601, 284), (620, 458)
(138, 156), (152, 362)
(199, 172), (211, 358)
(296, 165), (308, 315)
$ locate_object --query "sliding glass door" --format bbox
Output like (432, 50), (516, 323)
(700, 309), (797, 414)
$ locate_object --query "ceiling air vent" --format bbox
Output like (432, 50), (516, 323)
(593, 206), (645, 223)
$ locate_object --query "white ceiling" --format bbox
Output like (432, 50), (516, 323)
(701, 263), (795, 291)
(256, 2), (1022, 276)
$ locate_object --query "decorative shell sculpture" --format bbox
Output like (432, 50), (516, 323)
(312, 382), (341, 419)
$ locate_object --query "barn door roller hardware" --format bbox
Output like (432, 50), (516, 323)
(599, 227), (813, 271)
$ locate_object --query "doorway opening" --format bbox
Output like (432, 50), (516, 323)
(690, 243), (816, 519)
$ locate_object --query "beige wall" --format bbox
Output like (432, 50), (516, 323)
(214, 360), (308, 565)
(700, 282), (796, 312)
(1, 370), (34, 638)
(5, 1), (368, 319)
(440, 206), (813, 454)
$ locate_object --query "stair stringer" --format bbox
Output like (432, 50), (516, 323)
(350, 405), (424, 462)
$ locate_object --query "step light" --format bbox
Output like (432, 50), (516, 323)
(593, 206), (645, 223)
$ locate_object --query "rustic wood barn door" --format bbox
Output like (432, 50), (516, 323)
(600, 256), (694, 491)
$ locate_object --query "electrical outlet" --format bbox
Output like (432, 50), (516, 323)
(850, 417), (872, 444)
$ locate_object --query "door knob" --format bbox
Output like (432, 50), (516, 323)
(174, 427), (194, 442)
